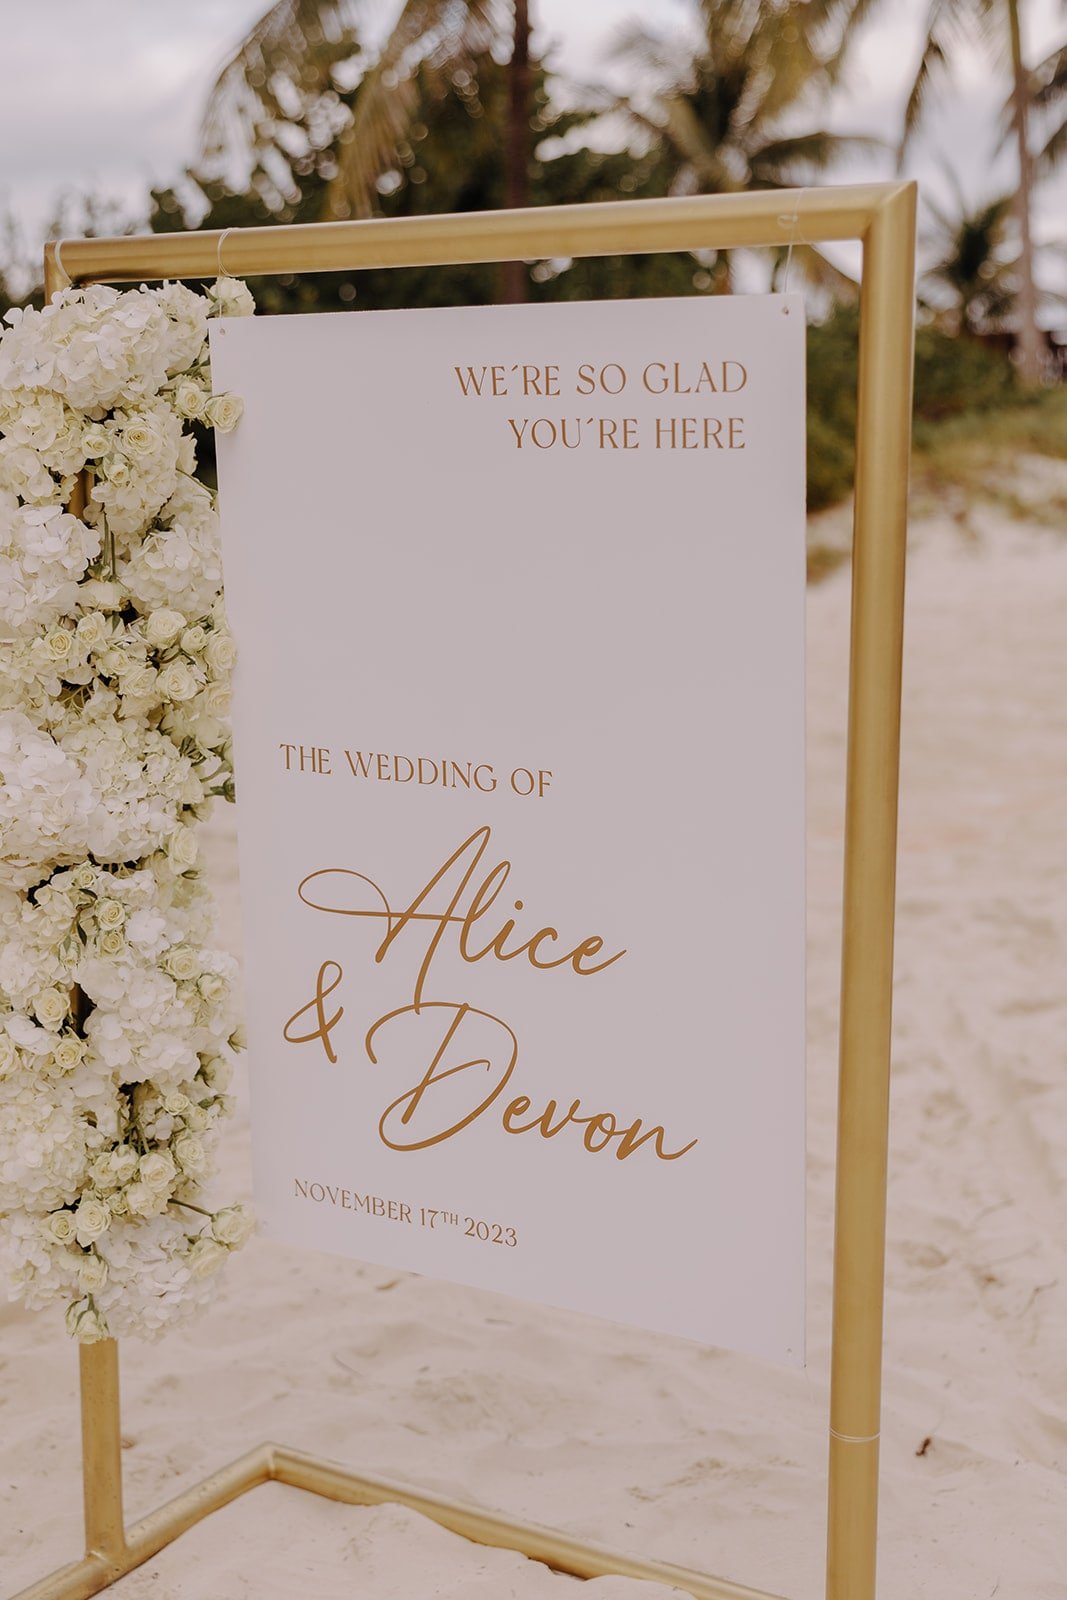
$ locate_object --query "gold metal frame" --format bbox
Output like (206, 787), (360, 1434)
(15, 182), (916, 1600)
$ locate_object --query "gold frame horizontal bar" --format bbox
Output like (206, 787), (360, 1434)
(44, 183), (908, 287)
(11, 1440), (785, 1600)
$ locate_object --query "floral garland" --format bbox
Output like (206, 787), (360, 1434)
(0, 277), (255, 1342)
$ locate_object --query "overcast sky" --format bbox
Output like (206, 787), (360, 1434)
(2, 0), (1065, 288)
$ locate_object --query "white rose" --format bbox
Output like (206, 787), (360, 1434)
(46, 1210), (77, 1245)
(197, 971), (225, 1002)
(157, 661), (198, 702)
(81, 427), (111, 459)
(120, 664), (158, 700)
(162, 944), (200, 982)
(144, 608), (185, 647)
(205, 631), (237, 676)
(76, 612), (108, 648)
(163, 1092), (190, 1115)
(124, 1180), (160, 1218)
(95, 898), (126, 930)
(138, 1151), (177, 1194)
(167, 827), (199, 871)
(51, 1035), (85, 1071)
(187, 1236), (228, 1279)
(78, 1254), (110, 1294)
(0, 1035), (21, 1078)
(180, 625), (207, 654)
(212, 1205), (254, 1248)
(206, 393), (244, 433)
(122, 418), (163, 458)
(210, 277), (255, 317)
(101, 454), (130, 485)
(173, 379), (207, 419)
(98, 927), (125, 956)
(34, 988), (69, 1031)
(90, 1152), (118, 1190)
(74, 1197), (110, 1246)
(110, 1146), (139, 1185)
(44, 628), (74, 661)
(72, 863), (98, 891)
(66, 1300), (108, 1343)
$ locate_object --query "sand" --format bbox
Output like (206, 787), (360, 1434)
(3, 492), (1066, 1599)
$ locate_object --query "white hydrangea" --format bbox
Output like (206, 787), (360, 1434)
(58, 716), (200, 864)
(0, 278), (254, 1341)
(0, 1068), (100, 1212)
(0, 712), (95, 888)
(0, 490), (100, 638)
(0, 287), (173, 413)
(119, 476), (223, 620)
(91, 1212), (224, 1339)
(154, 282), (211, 375)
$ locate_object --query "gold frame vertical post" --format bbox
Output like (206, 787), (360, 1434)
(827, 186), (917, 1600)
(78, 1342), (125, 1566)
(19, 186), (916, 1600)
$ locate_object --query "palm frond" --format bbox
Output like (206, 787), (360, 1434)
(748, 129), (886, 184)
(329, 0), (510, 216)
(1037, 114), (1067, 172)
(899, 0), (962, 158)
(201, 0), (363, 175)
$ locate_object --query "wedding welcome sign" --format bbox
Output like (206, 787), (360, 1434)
(210, 294), (806, 1365)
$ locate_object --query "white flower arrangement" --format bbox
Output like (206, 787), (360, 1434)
(0, 277), (255, 1342)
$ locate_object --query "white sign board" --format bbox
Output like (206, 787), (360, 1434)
(211, 294), (806, 1364)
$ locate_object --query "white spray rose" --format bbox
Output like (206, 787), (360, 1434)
(173, 379), (207, 419)
(162, 944), (200, 982)
(81, 427), (110, 458)
(33, 988), (69, 1030)
(78, 1253), (110, 1294)
(187, 1236), (228, 1279)
(44, 628), (74, 662)
(156, 661), (198, 702)
(138, 1150), (177, 1194)
(46, 1210), (77, 1245)
(95, 898), (126, 930)
(173, 1133), (206, 1175)
(209, 277), (256, 317)
(51, 1036), (85, 1072)
(205, 393), (243, 433)
(204, 631), (236, 675)
(212, 1205), (254, 1248)
(75, 612), (108, 648)
(110, 1146), (139, 1186)
(167, 827), (199, 871)
(66, 1299), (107, 1343)
(122, 417), (164, 459)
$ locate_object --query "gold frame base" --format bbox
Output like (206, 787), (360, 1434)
(12, 1441), (783, 1600)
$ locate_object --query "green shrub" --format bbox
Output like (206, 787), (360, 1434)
(805, 308), (1024, 507)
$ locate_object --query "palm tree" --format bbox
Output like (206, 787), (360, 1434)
(920, 176), (1018, 336)
(200, 0), (531, 297)
(901, 0), (1048, 384)
(599, 0), (882, 295)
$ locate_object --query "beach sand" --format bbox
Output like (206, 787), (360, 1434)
(3, 492), (1066, 1599)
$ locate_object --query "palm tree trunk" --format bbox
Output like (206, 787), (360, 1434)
(1007, 0), (1042, 386)
(500, 0), (531, 304)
